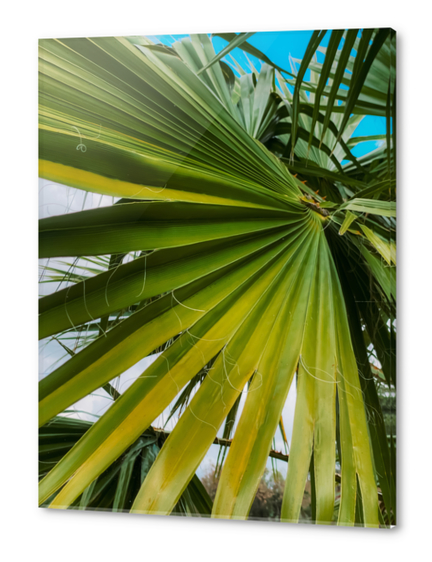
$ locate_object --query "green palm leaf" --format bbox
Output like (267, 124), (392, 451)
(39, 31), (395, 526)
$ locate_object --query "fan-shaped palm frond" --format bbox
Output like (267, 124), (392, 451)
(38, 29), (396, 527)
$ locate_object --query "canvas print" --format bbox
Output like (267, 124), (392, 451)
(38, 29), (396, 527)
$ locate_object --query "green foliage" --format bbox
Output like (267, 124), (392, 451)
(40, 417), (213, 515)
(38, 29), (396, 526)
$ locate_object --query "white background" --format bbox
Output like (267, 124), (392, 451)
(1, 1), (429, 560)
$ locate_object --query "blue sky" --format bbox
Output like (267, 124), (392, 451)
(153, 30), (386, 160)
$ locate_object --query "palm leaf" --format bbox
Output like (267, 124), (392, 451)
(39, 31), (395, 526)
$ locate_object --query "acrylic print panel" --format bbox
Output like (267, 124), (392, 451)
(38, 29), (396, 527)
